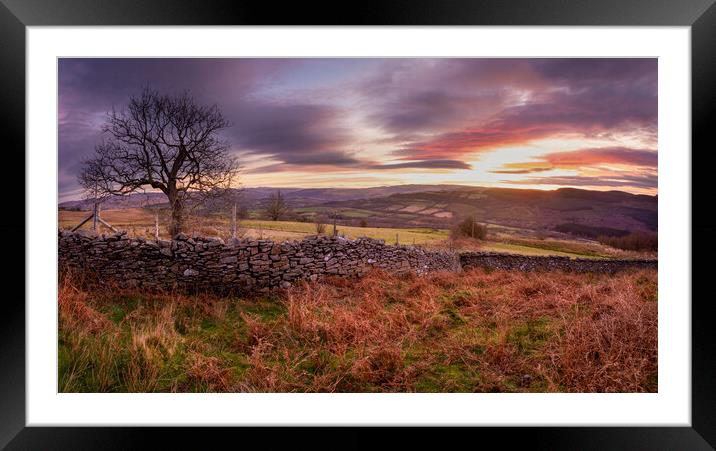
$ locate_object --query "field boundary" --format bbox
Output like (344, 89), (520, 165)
(58, 230), (656, 293)
(58, 230), (459, 293)
(460, 252), (657, 273)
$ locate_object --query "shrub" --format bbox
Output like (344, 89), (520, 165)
(597, 232), (658, 252)
(451, 216), (487, 240)
(534, 228), (548, 240)
(359, 219), (368, 228)
(314, 216), (327, 234)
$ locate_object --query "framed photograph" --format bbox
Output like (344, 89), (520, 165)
(4, 0), (714, 448)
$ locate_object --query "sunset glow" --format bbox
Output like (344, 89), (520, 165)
(59, 58), (657, 200)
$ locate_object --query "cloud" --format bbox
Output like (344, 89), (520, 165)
(58, 58), (292, 110)
(393, 126), (556, 161)
(395, 82), (657, 161)
(245, 159), (472, 174)
(492, 147), (657, 174)
(375, 58), (657, 162)
(532, 58), (657, 86)
(491, 166), (553, 175)
(509, 174), (657, 189)
(543, 147), (657, 168)
(368, 159), (472, 170)
(359, 59), (544, 137)
(226, 101), (360, 166)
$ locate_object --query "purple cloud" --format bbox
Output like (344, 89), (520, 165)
(226, 102), (359, 166)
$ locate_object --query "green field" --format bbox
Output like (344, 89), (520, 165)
(240, 219), (448, 245)
(59, 207), (642, 259)
(59, 208), (449, 245)
(478, 242), (589, 257)
(292, 207), (377, 219)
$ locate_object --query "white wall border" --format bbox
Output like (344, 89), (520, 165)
(27, 26), (690, 426)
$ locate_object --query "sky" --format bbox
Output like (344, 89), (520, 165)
(58, 58), (657, 201)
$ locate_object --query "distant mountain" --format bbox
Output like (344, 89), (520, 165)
(59, 185), (657, 236)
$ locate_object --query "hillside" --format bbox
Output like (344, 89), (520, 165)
(327, 187), (657, 235)
(59, 185), (657, 237)
(58, 184), (467, 210)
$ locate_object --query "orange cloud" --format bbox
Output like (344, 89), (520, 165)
(492, 147), (656, 174)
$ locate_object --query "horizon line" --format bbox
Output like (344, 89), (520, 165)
(58, 183), (658, 203)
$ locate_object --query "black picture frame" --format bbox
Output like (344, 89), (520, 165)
(2, 0), (713, 448)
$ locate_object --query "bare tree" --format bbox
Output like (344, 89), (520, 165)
(265, 190), (289, 221)
(78, 87), (239, 236)
(314, 215), (327, 234)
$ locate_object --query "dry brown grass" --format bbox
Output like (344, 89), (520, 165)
(58, 267), (657, 393)
(240, 269), (657, 392)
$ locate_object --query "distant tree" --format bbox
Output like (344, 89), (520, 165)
(535, 227), (548, 240)
(78, 87), (239, 236)
(266, 190), (289, 221)
(314, 216), (327, 234)
(359, 219), (368, 228)
(451, 216), (487, 240)
(597, 232), (657, 252)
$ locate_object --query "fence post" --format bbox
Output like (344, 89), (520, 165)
(92, 202), (99, 232)
(333, 214), (337, 237)
(396, 233), (399, 245)
(232, 203), (237, 239)
(154, 213), (160, 241)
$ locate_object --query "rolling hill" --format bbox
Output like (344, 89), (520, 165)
(59, 185), (657, 237)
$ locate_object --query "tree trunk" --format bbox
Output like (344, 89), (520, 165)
(170, 196), (184, 237)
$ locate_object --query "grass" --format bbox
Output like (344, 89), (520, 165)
(497, 237), (652, 259)
(59, 266), (658, 393)
(293, 207), (377, 219)
(60, 207), (658, 260)
(59, 207), (637, 259)
(478, 242), (586, 258)
(239, 219), (448, 245)
(59, 208), (448, 245)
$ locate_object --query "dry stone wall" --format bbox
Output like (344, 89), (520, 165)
(460, 252), (657, 273)
(58, 230), (460, 293)
(58, 231), (658, 294)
